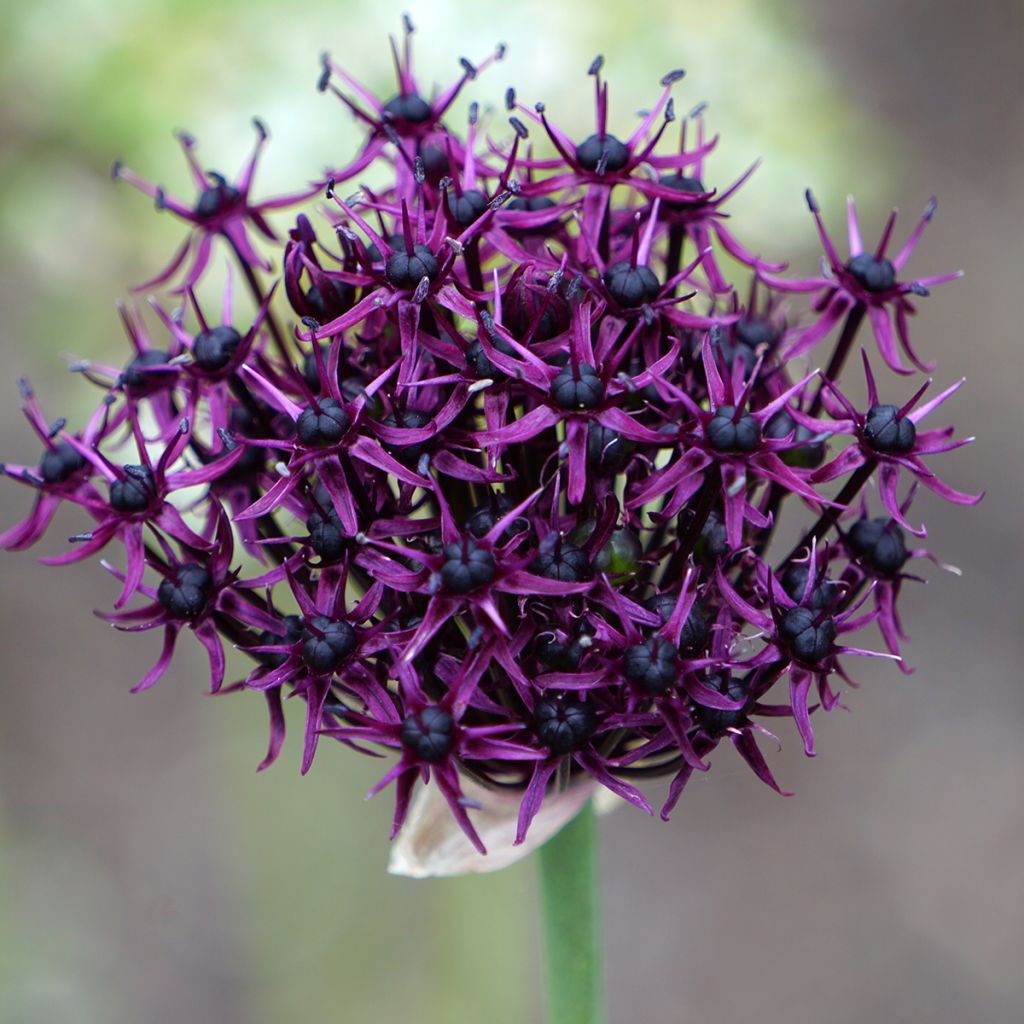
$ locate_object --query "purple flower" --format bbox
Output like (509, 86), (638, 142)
(765, 192), (962, 374)
(1, 22), (981, 859)
(113, 121), (318, 292)
(812, 352), (983, 534)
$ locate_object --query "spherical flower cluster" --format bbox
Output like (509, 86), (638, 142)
(1, 21), (981, 855)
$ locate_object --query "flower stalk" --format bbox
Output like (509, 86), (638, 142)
(538, 801), (606, 1024)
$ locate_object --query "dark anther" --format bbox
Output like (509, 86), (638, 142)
(588, 55), (604, 75)
(382, 93), (433, 125)
(586, 422), (630, 475)
(706, 405), (761, 453)
(779, 606), (836, 665)
(575, 133), (629, 173)
(301, 615), (357, 673)
(781, 564), (839, 611)
(551, 363), (604, 410)
(535, 696), (597, 754)
(448, 189), (488, 227)
(846, 517), (908, 577)
(157, 563), (213, 621)
(296, 398), (351, 447)
(509, 116), (529, 139)
(846, 252), (897, 293)
(385, 244), (439, 290)
(39, 441), (86, 485)
(401, 706), (455, 762)
(440, 539), (495, 594)
(123, 349), (172, 395)
(110, 465), (154, 513)
(765, 410), (826, 469)
(661, 69), (686, 85)
(694, 673), (749, 734)
(863, 404), (916, 455)
(193, 325), (242, 372)
(623, 638), (680, 694)
(603, 261), (661, 308)
(530, 542), (592, 582)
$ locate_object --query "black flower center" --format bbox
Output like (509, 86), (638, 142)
(587, 422), (631, 475)
(296, 398), (351, 448)
(195, 181), (241, 219)
(735, 318), (776, 350)
(507, 195), (556, 213)
(603, 262), (661, 308)
(253, 615), (303, 668)
(765, 410), (826, 469)
(382, 409), (430, 465)
(440, 539), (495, 594)
(306, 496), (346, 564)
(301, 615), (357, 673)
(418, 142), (450, 183)
(658, 172), (706, 209)
(382, 92), (434, 125)
(846, 517), (908, 577)
(781, 564), (839, 611)
(551, 363), (604, 410)
(400, 706), (454, 762)
(696, 511), (730, 562)
(575, 133), (629, 173)
(466, 334), (514, 380)
(706, 405), (761, 453)
(535, 632), (585, 672)
(304, 279), (354, 322)
(846, 252), (897, 293)
(385, 244), (440, 290)
(530, 542), (592, 582)
(623, 638), (680, 694)
(157, 562), (213, 620)
(123, 349), (172, 395)
(779, 606), (836, 665)
(465, 494), (528, 541)
(680, 600), (709, 654)
(535, 696), (597, 754)
(39, 441), (86, 485)
(110, 465), (155, 513)
(694, 673), (749, 734)
(193, 325), (242, 372)
(863, 404), (916, 455)
(449, 189), (487, 227)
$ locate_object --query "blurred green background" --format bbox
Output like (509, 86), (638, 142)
(1, 1), (1021, 1022)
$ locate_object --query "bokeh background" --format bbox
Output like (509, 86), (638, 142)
(1, 1), (1021, 1021)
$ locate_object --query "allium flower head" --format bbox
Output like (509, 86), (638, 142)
(2, 27), (980, 866)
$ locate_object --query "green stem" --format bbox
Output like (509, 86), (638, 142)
(538, 801), (606, 1024)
